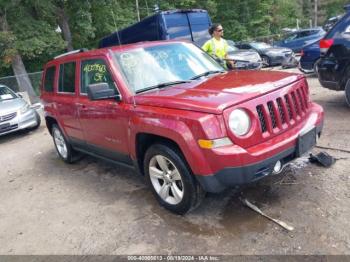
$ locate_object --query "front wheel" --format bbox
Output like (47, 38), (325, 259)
(144, 144), (205, 215)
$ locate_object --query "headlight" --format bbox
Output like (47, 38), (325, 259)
(19, 104), (30, 114)
(228, 109), (251, 136)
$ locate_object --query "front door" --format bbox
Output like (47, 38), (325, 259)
(77, 57), (131, 164)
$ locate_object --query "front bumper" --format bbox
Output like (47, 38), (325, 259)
(0, 109), (38, 136)
(298, 60), (315, 73)
(269, 53), (293, 65)
(195, 104), (324, 193)
(196, 125), (322, 193)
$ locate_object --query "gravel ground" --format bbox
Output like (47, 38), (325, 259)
(0, 68), (349, 255)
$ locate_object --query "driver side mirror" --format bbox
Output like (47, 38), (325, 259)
(87, 83), (121, 101)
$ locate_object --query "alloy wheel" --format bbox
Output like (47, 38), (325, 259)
(149, 155), (184, 205)
(53, 128), (68, 159)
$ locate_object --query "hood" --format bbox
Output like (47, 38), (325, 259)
(0, 98), (26, 115)
(134, 70), (303, 114)
(264, 47), (292, 53)
(227, 50), (261, 62)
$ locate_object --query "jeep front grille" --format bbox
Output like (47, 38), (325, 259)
(256, 86), (309, 134)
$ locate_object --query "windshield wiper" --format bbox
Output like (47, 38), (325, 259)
(190, 70), (225, 80)
(136, 80), (192, 94)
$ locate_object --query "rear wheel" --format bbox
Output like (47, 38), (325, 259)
(345, 79), (350, 107)
(52, 124), (81, 163)
(144, 143), (205, 215)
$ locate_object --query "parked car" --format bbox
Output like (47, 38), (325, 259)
(41, 41), (324, 214)
(274, 27), (326, 53)
(235, 42), (294, 67)
(298, 40), (320, 74)
(317, 5), (350, 106)
(0, 84), (40, 136)
(226, 40), (262, 70)
(99, 9), (212, 48)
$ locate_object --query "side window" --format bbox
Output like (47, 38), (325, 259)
(80, 59), (115, 94)
(44, 66), (56, 92)
(58, 62), (76, 93)
(298, 31), (311, 38)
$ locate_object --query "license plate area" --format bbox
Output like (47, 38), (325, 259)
(297, 127), (316, 157)
(0, 123), (10, 131)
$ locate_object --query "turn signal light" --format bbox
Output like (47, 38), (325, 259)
(198, 137), (232, 149)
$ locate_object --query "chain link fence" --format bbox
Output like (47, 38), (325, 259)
(0, 71), (43, 97)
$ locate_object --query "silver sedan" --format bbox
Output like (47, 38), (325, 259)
(0, 85), (40, 136)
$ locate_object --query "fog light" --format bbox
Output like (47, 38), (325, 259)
(272, 160), (282, 174)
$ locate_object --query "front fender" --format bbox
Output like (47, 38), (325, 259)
(129, 115), (216, 175)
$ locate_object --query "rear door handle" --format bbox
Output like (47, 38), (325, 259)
(75, 103), (86, 109)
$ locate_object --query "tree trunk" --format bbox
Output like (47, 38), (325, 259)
(0, 11), (37, 103)
(11, 54), (38, 103)
(56, 6), (73, 51)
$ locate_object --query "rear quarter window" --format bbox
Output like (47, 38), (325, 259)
(43, 66), (56, 92)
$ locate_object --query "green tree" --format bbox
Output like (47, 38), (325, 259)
(0, 0), (65, 101)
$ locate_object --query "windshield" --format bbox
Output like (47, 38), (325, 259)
(113, 42), (224, 93)
(0, 86), (17, 101)
(251, 42), (272, 49)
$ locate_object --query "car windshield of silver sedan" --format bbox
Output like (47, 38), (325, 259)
(0, 86), (17, 101)
(113, 42), (224, 93)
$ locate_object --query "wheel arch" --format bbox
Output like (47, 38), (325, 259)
(135, 133), (187, 176)
(45, 116), (58, 135)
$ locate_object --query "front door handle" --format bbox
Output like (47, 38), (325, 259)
(75, 103), (86, 108)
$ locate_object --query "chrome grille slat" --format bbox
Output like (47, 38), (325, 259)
(0, 112), (17, 123)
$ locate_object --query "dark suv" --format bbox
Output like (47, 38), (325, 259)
(317, 5), (350, 106)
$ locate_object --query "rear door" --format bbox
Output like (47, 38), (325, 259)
(55, 61), (85, 141)
(77, 57), (131, 164)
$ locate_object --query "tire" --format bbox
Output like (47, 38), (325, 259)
(144, 143), (205, 215)
(51, 124), (81, 163)
(261, 55), (270, 67)
(345, 79), (350, 107)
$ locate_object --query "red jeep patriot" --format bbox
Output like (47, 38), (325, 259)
(41, 41), (324, 214)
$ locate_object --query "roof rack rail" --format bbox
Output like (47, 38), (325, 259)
(54, 48), (88, 59)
